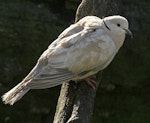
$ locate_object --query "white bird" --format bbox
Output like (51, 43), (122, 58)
(2, 15), (132, 105)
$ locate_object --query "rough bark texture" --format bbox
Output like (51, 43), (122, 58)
(53, 72), (102, 123)
(53, 0), (118, 123)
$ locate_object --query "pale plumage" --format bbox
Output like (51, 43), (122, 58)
(2, 15), (132, 105)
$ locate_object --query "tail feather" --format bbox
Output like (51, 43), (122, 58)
(2, 82), (30, 105)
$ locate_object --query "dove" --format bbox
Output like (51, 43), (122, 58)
(2, 15), (132, 105)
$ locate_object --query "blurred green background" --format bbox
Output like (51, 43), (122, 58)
(0, 0), (150, 123)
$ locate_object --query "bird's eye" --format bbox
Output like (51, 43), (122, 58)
(117, 23), (121, 27)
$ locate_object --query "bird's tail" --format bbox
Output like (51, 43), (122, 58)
(2, 82), (30, 105)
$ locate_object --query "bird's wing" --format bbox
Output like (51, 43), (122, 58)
(58, 23), (84, 39)
(22, 55), (76, 89)
(22, 23), (85, 89)
(24, 18), (115, 89)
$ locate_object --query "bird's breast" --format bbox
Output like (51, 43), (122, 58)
(66, 38), (116, 74)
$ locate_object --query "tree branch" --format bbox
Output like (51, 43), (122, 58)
(53, 0), (118, 123)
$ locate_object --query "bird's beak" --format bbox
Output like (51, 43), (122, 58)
(123, 28), (133, 38)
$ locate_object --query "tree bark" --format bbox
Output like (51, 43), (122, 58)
(53, 0), (118, 123)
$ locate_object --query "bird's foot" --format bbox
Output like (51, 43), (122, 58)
(84, 76), (97, 89)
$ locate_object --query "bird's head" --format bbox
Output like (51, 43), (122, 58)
(103, 15), (132, 38)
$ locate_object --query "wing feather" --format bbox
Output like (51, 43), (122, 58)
(27, 67), (76, 89)
(24, 60), (76, 89)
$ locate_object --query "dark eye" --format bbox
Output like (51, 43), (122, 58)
(117, 23), (121, 27)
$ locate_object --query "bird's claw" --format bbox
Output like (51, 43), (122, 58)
(84, 76), (97, 89)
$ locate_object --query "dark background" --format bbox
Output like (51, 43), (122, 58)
(0, 0), (150, 123)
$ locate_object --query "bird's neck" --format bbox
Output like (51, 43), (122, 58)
(110, 33), (125, 51)
(102, 23), (125, 51)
